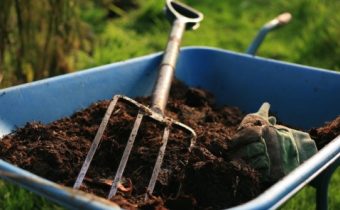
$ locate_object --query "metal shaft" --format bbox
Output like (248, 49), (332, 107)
(151, 19), (186, 115)
(108, 112), (144, 198)
(73, 96), (120, 190)
(146, 126), (170, 198)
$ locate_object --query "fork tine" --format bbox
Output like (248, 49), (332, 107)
(145, 125), (171, 199)
(73, 96), (120, 190)
(108, 112), (144, 199)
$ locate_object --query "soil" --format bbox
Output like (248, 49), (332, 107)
(0, 80), (339, 210)
(310, 116), (340, 150)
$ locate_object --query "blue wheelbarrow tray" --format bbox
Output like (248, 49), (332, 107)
(0, 46), (339, 210)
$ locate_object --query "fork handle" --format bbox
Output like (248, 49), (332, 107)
(151, 19), (185, 115)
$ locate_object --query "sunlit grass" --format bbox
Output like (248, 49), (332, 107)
(0, 180), (63, 210)
(74, 0), (339, 72)
(281, 168), (340, 210)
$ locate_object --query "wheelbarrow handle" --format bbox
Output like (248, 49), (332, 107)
(246, 12), (292, 55)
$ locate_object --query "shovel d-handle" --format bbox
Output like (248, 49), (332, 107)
(151, 0), (203, 115)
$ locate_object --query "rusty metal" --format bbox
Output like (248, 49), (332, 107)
(73, 0), (203, 200)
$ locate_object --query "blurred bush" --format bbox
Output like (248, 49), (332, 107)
(0, 0), (93, 86)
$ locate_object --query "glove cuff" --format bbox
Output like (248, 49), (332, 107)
(291, 129), (318, 162)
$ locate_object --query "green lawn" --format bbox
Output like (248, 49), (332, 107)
(281, 168), (340, 210)
(73, 0), (339, 72)
(0, 0), (339, 209)
(0, 180), (63, 210)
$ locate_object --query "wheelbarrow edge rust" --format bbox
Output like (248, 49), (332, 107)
(0, 47), (339, 209)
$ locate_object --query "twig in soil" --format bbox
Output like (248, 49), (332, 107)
(117, 178), (133, 194)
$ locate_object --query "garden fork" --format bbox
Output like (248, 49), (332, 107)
(73, 0), (203, 199)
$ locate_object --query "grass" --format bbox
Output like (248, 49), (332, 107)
(281, 168), (340, 210)
(0, 180), (64, 210)
(73, 0), (339, 72)
(0, 0), (339, 209)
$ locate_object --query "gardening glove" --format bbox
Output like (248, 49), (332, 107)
(229, 102), (318, 182)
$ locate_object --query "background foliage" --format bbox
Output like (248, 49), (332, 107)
(1, 0), (339, 88)
(0, 0), (339, 209)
